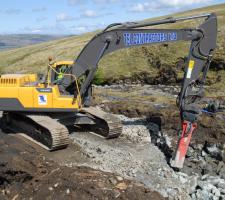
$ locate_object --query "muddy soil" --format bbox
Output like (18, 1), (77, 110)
(0, 132), (165, 200)
(104, 67), (179, 85)
(1, 84), (225, 200)
(92, 85), (225, 199)
(102, 57), (225, 86)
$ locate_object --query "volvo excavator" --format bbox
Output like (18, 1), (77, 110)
(0, 13), (217, 168)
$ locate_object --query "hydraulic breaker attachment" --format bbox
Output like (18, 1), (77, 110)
(170, 121), (197, 169)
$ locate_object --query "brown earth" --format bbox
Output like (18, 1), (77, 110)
(0, 133), (166, 200)
(101, 57), (225, 86)
(94, 91), (225, 176)
(102, 101), (225, 146)
(102, 100), (224, 145)
(104, 66), (179, 85)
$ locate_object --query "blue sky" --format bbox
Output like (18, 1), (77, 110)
(0, 0), (224, 35)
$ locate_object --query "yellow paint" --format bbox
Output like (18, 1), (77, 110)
(0, 62), (81, 110)
(188, 60), (195, 70)
(0, 74), (38, 87)
(52, 61), (74, 68)
(19, 87), (34, 107)
(186, 60), (195, 79)
(0, 87), (18, 98)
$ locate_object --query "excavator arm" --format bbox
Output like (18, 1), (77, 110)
(61, 13), (217, 168)
(172, 14), (217, 168)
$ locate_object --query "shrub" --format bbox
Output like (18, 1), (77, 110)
(93, 68), (105, 85)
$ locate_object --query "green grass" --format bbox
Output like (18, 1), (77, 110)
(93, 67), (105, 85)
(0, 3), (224, 92)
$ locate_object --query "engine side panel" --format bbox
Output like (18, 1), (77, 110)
(0, 74), (80, 112)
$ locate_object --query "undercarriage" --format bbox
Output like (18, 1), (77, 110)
(0, 107), (123, 151)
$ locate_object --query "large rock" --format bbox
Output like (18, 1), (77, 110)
(197, 181), (221, 197)
(205, 144), (223, 160)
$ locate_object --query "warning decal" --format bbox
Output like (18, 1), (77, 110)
(186, 60), (195, 79)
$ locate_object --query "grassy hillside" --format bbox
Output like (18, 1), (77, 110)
(0, 4), (224, 90)
(0, 34), (67, 50)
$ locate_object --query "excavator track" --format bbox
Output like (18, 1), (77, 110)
(1, 112), (69, 151)
(80, 107), (123, 139)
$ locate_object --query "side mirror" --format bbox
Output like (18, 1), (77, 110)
(37, 73), (44, 81)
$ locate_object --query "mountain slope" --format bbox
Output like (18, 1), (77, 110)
(0, 34), (67, 50)
(0, 3), (224, 88)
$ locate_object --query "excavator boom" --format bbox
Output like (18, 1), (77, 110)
(61, 13), (217, 168)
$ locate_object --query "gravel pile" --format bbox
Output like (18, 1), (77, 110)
(71, 115), (191, 199)
(149, 122), (225, 200)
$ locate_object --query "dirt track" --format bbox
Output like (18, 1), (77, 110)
(0, 132), (165, 200)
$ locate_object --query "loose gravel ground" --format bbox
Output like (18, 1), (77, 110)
(69, 114), (190, 199)
(1, 84), (225, 200)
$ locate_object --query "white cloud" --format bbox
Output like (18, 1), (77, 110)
(19, 23), (68, 35)
(56, 13), (75, 22)
(32, 7), (47, 12)
(130, 3), (152, 12)
(83, 10), (97, 17)
(160, 0), (210, 6)
(36, 16), (47, 22)
(70, 22), (106, 34)
(5, 9), (22, 15)
(129, 0), (212, 12)
(73, 26), (87, 33)
(68, 0), (119, 6)
(67, 0), (83, 6)
(31, 29), (42, 34)
(93, 0), (119, 3)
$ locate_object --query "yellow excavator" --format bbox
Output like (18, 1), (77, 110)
(0, 13), (217, 168)
(0, 59), (122, 150)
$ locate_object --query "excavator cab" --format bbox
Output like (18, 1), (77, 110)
(44, 60), (81, 96)
(46, 60), (74, 85)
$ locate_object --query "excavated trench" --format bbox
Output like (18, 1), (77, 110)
(93, 84), (225, 200)
(0, 84), (225, 199)
(147, 113), (225, 199)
